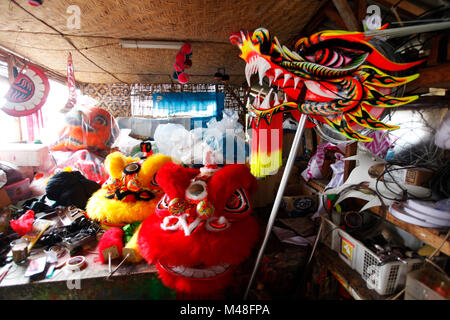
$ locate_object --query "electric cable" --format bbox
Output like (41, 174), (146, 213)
(375, 163), (434, 202)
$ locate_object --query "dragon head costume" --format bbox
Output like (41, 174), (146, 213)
(137, 161), (259, 297)
(233, 27), (423, 177)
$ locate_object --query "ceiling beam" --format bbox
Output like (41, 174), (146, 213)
(324, 7), (348, 30)
(375, 0), (423, 19)
(407, 62), (450, 90)
(286, 0), (330, 47)
(401, 95), (450, 110)
(376, 0), (426, 17)
(332, 0), (361, 31)
(355, 0), (368, 23)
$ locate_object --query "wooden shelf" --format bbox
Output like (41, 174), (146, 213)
(306, 179), (450, 257)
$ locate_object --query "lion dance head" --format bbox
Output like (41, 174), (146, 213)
(137, 162), (260, 297)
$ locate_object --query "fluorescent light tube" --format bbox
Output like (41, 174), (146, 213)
(119, 40), (183, 50)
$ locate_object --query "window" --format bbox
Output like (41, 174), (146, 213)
(130, 84), (225, 118)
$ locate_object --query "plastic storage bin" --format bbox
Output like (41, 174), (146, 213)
(405, 267), (449, 300)
(319, 215), (423, 296)
(3, 178), (31, 204)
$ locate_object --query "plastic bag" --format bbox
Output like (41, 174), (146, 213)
(325, 153), (345, 189)
(435, 110), (450, 150)
(154, 123), (194, 162)
(111, 129), (142, 156)
(301, 143), (334, 181)
(154, 110), (248, 165)
(50, 149), (109, 184)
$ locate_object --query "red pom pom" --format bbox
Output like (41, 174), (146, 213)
(98, 227), (124, 263)
(178, 72), (189, 84)
(10, 210), (35, 236)
(180, 43), (192, 56)
(175, 52), (186, 66)
(183, 59), (192, 69)
(173, 63), (183, 72)
(229, 32), (242, 45)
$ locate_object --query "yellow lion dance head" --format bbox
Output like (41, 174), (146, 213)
(86, 151), (172, 226)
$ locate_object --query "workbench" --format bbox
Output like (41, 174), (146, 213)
(0, 241), (176, 299)
(0, 215), (176, 302)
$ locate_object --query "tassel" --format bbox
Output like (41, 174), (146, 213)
(250, 114), (283, 178)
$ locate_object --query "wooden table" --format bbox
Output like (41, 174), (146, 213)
(0, 241), (175, 300)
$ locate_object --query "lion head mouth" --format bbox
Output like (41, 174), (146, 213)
(159, 262), (232, 279)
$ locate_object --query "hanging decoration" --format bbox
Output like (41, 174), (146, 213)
(214, 67), (230, 83)
(61, 52), (77, 113)
(28, 0), (43, 6)
(231, 27), (423, 177)
(2, 64), (50, 117)
(173, 43), (192, 84)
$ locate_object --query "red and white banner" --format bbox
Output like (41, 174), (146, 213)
(62, 52), (77, 113)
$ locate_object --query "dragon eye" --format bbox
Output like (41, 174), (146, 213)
(306, 48), (352, 68)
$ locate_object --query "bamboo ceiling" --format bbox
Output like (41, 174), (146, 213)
(0, 0), (325, 85)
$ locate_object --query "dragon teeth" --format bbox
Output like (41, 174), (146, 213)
(245, 56), (257, 87)
(283, 73), (292, 86)
(273, 69), (283, 82)
(260, 88), (273, 109)
(257, 57), (271, 86)
(274, 91), (280, 105)
(293, 77), (300, 90)
(255, 89), (263, 107)
(268, 75), (274, 86)
(283, 93), (288, 103)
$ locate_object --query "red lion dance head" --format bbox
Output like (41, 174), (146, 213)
(137, 162), (259, 297)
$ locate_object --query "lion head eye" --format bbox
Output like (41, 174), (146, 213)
(93, 115), (107, 126)
(223, 188), (252, 221)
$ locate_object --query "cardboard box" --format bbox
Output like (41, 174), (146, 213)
(0, 143), (50, 167)
(252, 165), (299, 208)
(280, 183), (319, 217)
(369, 164), (434, 187)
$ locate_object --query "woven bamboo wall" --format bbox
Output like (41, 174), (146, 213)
(82, 82), (246, 119)
(0, 0), (325, 85)
(81, 83), (131, 118)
